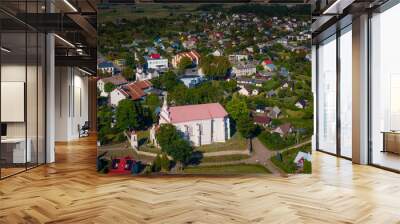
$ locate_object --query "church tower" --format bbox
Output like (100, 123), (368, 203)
(159, 93), (170, 123)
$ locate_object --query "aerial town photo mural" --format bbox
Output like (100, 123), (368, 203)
(96, 3), (312, 175)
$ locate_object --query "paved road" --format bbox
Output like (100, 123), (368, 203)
(245, 138), (286, 175)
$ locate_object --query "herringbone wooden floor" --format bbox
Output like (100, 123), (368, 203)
(0, 135), (399, 224)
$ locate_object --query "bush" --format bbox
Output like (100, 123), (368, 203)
(161, 153), (170, 172)
(143, 165), (152, 175)
(303, 160), (311, 174)
(152, 154), (162, 172)
(258, 131), (295, 150)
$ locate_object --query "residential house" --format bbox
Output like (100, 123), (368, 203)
(236, 76), (264, 87)
(238, 85), (258, 96)
(269, 106), (281, 119)
(295, 99), (307, 109)
(293, 152), (312, 168)
(261, 59), (276, 72)
(228, 54), (248, 63)
(253, 114), (272, 127)
(136, 67), (160, 81)
(232, 62), (257, 77)
(281, 81), (290, 89)
(110, 80), (153, 106)
(113, 59), (126, 67)
(212, 49), (223, 56)
(180, 76), (204, 88)
(267, 90), (277, 98)
(98, 61), (115, 75)
(97, 74), (128, 97)
(273, 123), (293, 137)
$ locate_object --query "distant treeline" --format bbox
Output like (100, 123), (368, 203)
(229, 4), (310, 16)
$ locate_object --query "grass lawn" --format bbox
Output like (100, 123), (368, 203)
(140, 144), (160, 154)
(199, 154), (250, 163)
(98, 142), (136, 158)
(184, 164), (270, 174)
(285, 109), (305, 118)
(271, 144), (312, 174)
(137, 130), (150, 146)
(98, 142), (155, 163)
(195, 133), (248, 153)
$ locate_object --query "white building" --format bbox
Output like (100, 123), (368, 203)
(157, 96), (230, 146)
(97, 61), (115, 75)
(147, 58), (168, 70)
(228, 54), (248, 63)
(110, 88), (129, 106)
(232, 63), (257, 77)
(97, 75), (128, 97)
(136, 67), (159, 81)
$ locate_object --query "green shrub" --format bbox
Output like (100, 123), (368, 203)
(143, 165), (152, 175)
(161, 153), (170, 172)
(258, 132), (295, 150)
(152, 154), (162, 172)
(303, 160), (311, 174)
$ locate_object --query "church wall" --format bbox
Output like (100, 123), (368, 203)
(174, 116), (228, 146)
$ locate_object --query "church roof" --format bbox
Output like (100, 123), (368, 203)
(168, 103), (228, 123)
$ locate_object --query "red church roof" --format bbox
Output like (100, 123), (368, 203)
(168, 103), (228, 123)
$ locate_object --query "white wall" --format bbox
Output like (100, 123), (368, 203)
(174, 117), (228, 146)
(55, 67), (89, 141)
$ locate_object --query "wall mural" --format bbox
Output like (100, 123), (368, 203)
(97, 3), (312, 175)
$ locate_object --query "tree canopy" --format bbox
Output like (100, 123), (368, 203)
(115, 99), (142, 131)
(104, 82), (116, 93)
(177, 56), (193, 72)
(226, 95), (250, 121)
(200, 55), (231, 80)
(156, 124), (193, 166)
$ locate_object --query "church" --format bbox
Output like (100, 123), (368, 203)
(152, 96), (231, 147)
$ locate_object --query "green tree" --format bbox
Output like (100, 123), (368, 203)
(156, 124), (193, 168)
(177, 56), (193, 72)
(143, 93), (161, 123)
(97, 105), (113, 145)
(200, 55), (231, 80)
(122, 67), (135, 81)
(256, 64), (264, 71)
(226, 96), (249, 121)
(152, 70), (180, 91)
(104, 82), (116, 94)
(237, 116), (257, 139)
(115, 99), (141, 131)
